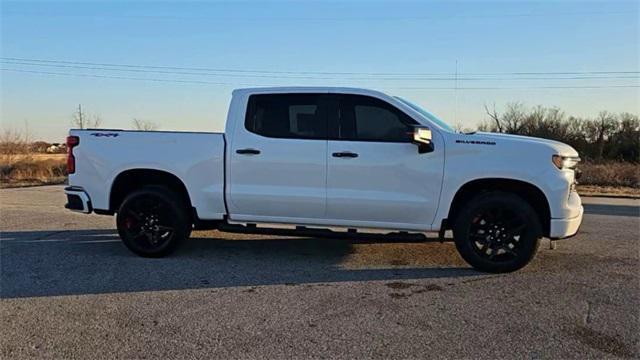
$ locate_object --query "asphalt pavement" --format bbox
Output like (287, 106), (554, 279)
(1, 185), (638, 359)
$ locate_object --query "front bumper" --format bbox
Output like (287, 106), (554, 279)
(549, 205), (583, 239)
(64, 186), (92, 214)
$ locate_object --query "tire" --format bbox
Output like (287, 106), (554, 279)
(116, 185), (191, 257)
(452, 191), (542, 273)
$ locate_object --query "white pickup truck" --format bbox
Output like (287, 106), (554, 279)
(65, 87), (583, 272)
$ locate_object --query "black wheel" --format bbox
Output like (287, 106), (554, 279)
(116, 185), (191, 257)
(453, 192), (542, 273)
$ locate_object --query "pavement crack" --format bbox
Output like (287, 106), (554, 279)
(583, 300), (593, 325)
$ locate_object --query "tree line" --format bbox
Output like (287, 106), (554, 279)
(71, 104), (158, 131)
(477, 103), (639, 162)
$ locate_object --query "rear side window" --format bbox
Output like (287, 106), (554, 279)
(336, 95), (415, 142)
(245, 94), (326, 139)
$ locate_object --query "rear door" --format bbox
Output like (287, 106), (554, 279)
(227, 93), (328, 222)
(326, 94), (444, 230)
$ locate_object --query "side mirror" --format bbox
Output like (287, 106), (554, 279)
(412, 126), (434, 154)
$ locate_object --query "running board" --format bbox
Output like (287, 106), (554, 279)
(216, 223), (431, 242)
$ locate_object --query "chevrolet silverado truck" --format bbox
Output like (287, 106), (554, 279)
(64, 87), (583, 272)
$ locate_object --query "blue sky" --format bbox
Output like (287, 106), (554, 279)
(1, 0), (638, 142)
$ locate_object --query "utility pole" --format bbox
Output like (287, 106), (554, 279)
(454, 59), (458, 125)
(78, 104), (84, 129)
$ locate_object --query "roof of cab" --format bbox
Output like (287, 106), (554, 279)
(232, 86), (389, 97)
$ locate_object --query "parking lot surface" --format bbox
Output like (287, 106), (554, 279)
(1, 185), (639, 358)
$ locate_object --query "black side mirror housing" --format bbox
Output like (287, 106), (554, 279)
(411, 126), (434, 154)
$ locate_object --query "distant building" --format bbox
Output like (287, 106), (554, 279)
(46, 143), (67, 153)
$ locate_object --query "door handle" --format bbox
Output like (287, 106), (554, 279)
(332, 151), (358, 158)
(236, 148), (261, 155)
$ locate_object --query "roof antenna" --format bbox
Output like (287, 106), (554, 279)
(454, 59), (458, 126)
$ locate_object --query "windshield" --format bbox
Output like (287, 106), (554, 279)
(394, 97), (455, 133)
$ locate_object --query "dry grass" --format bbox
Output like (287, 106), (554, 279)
(7, 153), (66, 161)
(0, 156), (67, 188)
(577, 185), (640, 197)
(578, 161), (639, 188)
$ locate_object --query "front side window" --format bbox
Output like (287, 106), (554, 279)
(336, 95), (415, 142)
(245, 94), (326, 139)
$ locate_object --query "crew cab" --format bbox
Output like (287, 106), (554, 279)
(64, 87), (583, 272)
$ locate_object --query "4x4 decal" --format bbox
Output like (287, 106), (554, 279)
(90, 133), (119, 138)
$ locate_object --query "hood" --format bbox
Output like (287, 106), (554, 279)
(471, 131), (579, 157)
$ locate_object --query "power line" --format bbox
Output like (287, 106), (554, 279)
(4, 68), (638, 90)
(4, 10), (631, 21)
(395, 85), (640, 90)
(0, 68), (264, 86)
(2, 61), (638, 81)
(0, 61), (348, 81)
(2, 57), (639, 77)
(1, 57), (443, 76)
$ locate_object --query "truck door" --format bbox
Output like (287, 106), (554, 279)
(326, 94), (444, 230)
(227, 93), (328, 222)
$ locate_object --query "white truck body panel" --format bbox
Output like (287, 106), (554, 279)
(435, 131), (581, 223)
(325, 139), (444, 231)
(224, 87), (446, 231)
(67, 86), (583, 238)
(68, 130), (227, 220)
(228, 130), (328, 221)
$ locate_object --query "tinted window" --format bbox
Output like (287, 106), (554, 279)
(245, 94), (326, 139)
(336, 95), (415, 142)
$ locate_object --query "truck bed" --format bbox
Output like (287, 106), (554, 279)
(68, 129), (227, 220)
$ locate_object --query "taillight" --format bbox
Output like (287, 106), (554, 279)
(66, 136), (79, 174)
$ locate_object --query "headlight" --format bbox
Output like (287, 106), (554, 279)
(552, 155), (580, 170)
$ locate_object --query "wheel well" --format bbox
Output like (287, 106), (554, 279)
(110, 169), (192, 214)
(448, 178), (551, 236)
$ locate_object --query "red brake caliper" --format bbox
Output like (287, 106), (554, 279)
(124, 217), (136, 229)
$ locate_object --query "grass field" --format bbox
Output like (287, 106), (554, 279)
(0, 154), (67, 188)
(10, 153), (66, 161)
(1, 153), (638, 196)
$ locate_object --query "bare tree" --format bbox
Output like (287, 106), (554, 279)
(72, 104), (103, 129)
(611, 113), (640, 161)
(453, 122), (475, 133)
(587, 111), (618, 160)
(475, 103), (639, 161)
(23, 120), (32, 146)
(22, 120), (33, 161)
(0, 127), (28, 163)
(483, 103), (502, 132)
(72, 104), (85, 129)
(91, 114), (103, 129)
(132, 119), (159, 131)
(501, 102), (527, 133)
